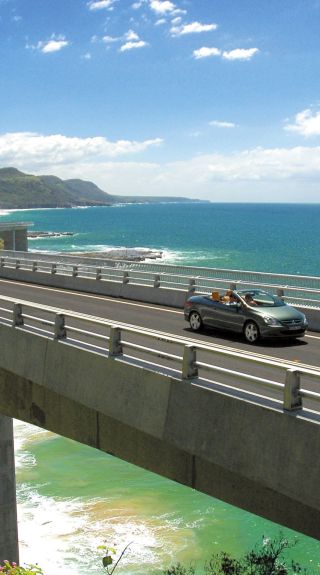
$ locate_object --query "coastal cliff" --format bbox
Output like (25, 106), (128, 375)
(0, 167), (198, 209)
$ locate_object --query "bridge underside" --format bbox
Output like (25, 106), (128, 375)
(1, 323), (320, 541)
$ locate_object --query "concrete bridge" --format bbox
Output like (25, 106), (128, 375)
(1, 249), (320, 330)
(1, 294), (320, 563)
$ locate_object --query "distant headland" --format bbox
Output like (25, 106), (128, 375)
(0, 167), (206, 209)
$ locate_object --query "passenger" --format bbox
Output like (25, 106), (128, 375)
(226, 292), (239, 305)
(244, 293), (258, 306)
(223, 289), (234, 302)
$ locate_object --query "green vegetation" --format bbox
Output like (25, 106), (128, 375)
(96, 534), (315, 575)
(0, 167), (194, 209)
(162, 535), (312, 575)
(0, 561), (42, 574)
(2, 534), (313, 575)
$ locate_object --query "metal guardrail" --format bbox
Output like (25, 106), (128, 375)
(1, 254), (320, 309)
(0, 294), (320, 414)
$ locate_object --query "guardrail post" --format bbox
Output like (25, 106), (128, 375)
(72, 265), (78, 277)
(109, 326), (123, 356)
(54, 314), (67, 339)
(51, 263), (57, 275)
(0, 257), (5, 268)
(12, 303), (24, 327)
(154, 274), (160, 288)
(32, 261), (38, 272)
(15, 260), (20, 270)
(182, 345), (198, 380)
(96, 267), (102, 280)
(186, 278), (196, 299)
(276, 288), (284, 300)
(122, 271), (129, 284)
(284, 369), (302, 411)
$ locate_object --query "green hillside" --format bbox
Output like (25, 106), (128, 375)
(0, 168), (113, 208)
(0, 167), (195, 208)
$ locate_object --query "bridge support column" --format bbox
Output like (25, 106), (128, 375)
(0, 414), (19, 564)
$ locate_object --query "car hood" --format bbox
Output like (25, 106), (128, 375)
(256, 305), (304, 321)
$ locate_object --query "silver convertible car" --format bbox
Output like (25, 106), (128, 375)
(184, 289), (308, 343)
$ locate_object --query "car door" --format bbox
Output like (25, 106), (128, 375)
(215, 301), (246, 333)
(197, 297), (224, 328)
(201, 299), (231, 329)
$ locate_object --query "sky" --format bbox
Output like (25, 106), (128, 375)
(1, 0), (320, 202)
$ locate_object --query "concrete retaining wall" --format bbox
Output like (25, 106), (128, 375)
(1, 323), (320, 539)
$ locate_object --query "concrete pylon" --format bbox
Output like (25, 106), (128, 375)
(0, 414), (19, 564)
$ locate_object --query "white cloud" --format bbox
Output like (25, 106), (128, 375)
(193, 46), (221, 59)
(209, 121), (236, 129)
(0, 132), (163, 166)
(119, 39), (148, 51)
(193, 46), (259, 61)
(124, 29), (140, 41)
(155, 18), (166, 25)
(30, 35), (69, 54)
(171, 21), (217, 37)
(95, 31), (144, 47)
(222, 47), (259, 60)
(149, 0), (176, 15)
(284, 108), (320, 137)
(3, 137), (320, 201)
(101, 34), (120, 43)
(88, 0), (117, 10)
(47, 146), (320, 201)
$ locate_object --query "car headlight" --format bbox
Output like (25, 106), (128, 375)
(301, 314), (308, 326)
(263, 316), (282, 326)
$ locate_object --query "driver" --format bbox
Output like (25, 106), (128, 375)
(244, 293), (258, 306)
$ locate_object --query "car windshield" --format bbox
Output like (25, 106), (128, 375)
(237, 290), (286, 307)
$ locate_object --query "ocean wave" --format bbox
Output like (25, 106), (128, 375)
(28, 233), (78, 241)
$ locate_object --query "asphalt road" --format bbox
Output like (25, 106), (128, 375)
(0, 276), (319, 370)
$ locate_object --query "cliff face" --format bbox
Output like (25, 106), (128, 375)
(0, 168), (112, 208)
(0, 167), (196, 209)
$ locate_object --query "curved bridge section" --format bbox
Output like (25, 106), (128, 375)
(1, 297), (320, 545)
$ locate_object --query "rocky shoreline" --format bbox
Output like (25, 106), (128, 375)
(28, 231), (164, 261)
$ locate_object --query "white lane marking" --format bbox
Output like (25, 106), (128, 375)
(0, 277), (319, 370)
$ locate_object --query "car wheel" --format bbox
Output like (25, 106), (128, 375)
(189, 311), (203, 332)
(244, 321), (260, 343)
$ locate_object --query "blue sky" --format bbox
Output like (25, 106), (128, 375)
(1, 0), (320, 201)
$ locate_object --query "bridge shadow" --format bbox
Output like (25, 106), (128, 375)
(183, 326), (308, 349)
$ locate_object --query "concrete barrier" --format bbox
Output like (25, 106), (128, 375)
(0, 266), (189, 308)
(1, 322), (320, 539)
(0, 263), (319, 331)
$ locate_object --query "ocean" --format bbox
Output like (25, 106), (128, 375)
(1, 202), (320, 574)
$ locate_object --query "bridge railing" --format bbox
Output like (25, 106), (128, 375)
(1, 294), (320, 415)
(1, 254), (320, 308)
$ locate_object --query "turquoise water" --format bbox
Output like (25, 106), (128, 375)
(1, 203), (320, 574)
(1, 202), (320, 274)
